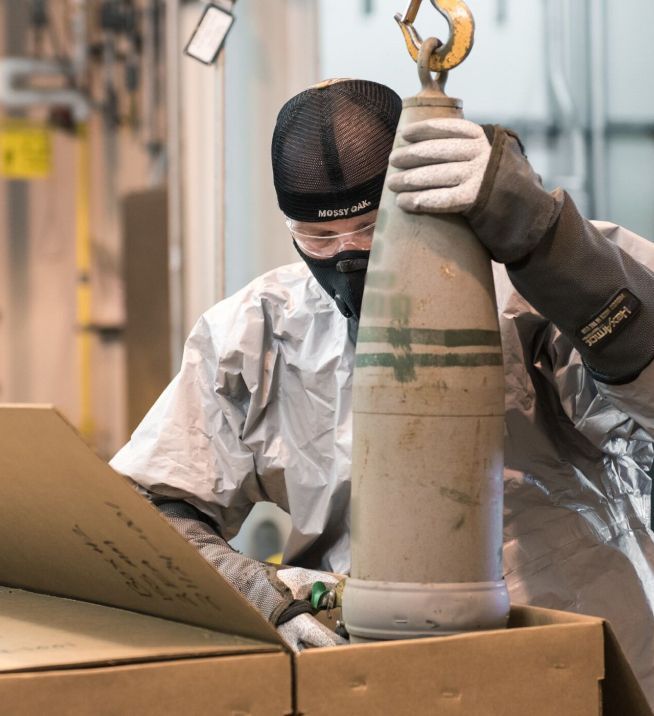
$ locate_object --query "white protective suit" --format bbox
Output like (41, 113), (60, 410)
(111, 220), (654, 704)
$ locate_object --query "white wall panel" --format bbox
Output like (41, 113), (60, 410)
(224, 0), (320, 296)
(180, 2), (225, 334)
(606, 0), (654, 122)
(318, 0), (549, 121)
(607, 137), (654, 239)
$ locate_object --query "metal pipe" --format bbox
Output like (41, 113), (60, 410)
(212, 79), (225, 302)
(0, 58), (87, 120)
(544, 0), (588, 205)
(588, 0), (609, 219)
(69, 0), (94, 440)
(496, 0), (508, 24)
(165, 0), (185, 371)
(75, 121), (94, 440)
(3, 2), (31, 404)
(142, 0), (164, 183)
(69, 0), (88, 88)
(212, 2), (231, 304)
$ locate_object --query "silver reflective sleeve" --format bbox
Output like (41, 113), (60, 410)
(110, 262), (355, 574)
(595, 354), (654, 438)
(495, 254), (654, 706)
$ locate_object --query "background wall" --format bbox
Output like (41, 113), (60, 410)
(224, 0), (319, 295)
(0, 0), (156, 457)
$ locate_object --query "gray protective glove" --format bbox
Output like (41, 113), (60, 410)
(387, 118), (491, 215)
(156, 500), (348, 651)
(277, 613), (348, 653)
(388, 118), (562, 264)
(276, 566), (343, 601)
(156, 500), (308, 626)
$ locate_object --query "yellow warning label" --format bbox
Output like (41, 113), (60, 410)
(0, 121), (52, 179)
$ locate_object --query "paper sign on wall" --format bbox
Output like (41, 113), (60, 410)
(0, 121), (52, 179)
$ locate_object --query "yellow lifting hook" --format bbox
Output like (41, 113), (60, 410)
(395, 0), (475, 73)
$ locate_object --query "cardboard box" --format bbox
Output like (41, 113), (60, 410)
(0, 587), (290, 715)
(0, 405), (651, 715)
(304, 605), (651, 716)
(3, 592), (646, 716)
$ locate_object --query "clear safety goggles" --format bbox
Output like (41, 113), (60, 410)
(286, 219), (376, 259)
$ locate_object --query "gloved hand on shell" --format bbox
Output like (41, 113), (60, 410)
(387, 117), (563, 266)
(387, 118), (491, 215)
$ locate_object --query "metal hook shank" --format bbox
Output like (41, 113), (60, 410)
(395, 0), (475, 72)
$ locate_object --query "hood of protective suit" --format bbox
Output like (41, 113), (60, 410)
(112, 222), (654, 708)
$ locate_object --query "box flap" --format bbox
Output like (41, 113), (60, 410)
(601, 620), (652, 716)
(0, 405), (282, 646)
(511, 604), (652, 715)
(0, 587), (279, 672)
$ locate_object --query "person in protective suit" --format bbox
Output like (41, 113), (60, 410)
(111, 79), (654, 701)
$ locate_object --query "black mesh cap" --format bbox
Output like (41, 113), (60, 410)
(272, 78), (402, 223)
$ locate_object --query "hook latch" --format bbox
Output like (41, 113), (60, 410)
(395, 0), (475, 72)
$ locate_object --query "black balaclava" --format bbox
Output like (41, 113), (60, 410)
(271, 78), (402, 338)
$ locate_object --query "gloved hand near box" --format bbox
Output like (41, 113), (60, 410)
(156, 500), (347, 653)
